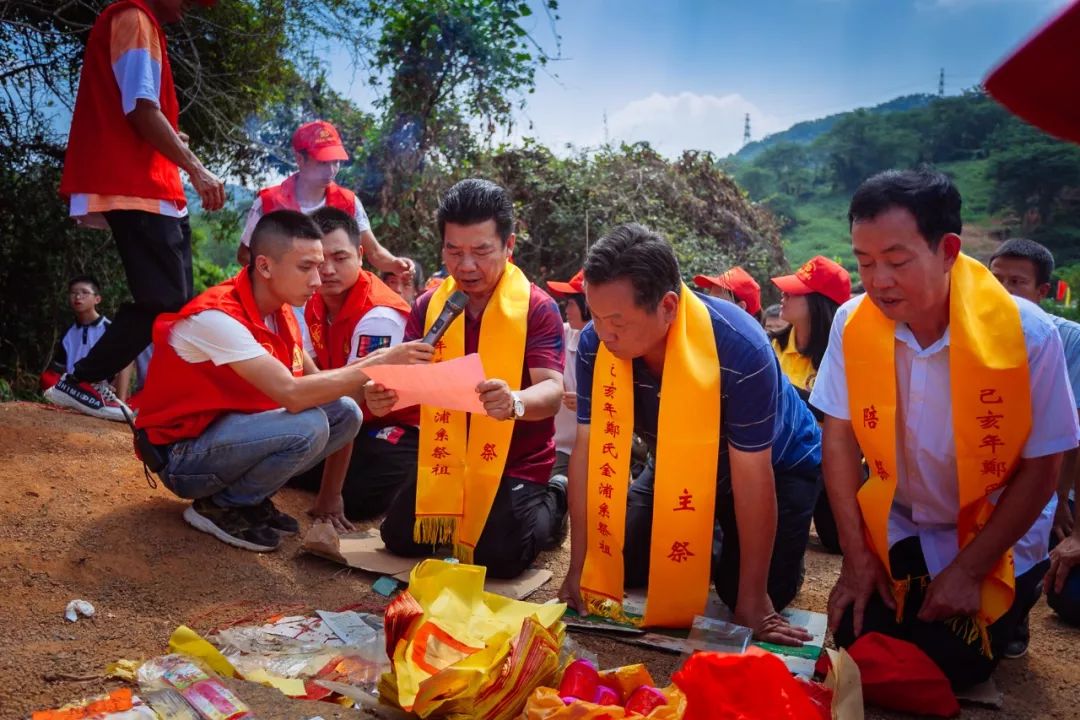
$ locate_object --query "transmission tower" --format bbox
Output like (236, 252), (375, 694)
(743, 113), (751, 146)
(938, 68), (945, 97)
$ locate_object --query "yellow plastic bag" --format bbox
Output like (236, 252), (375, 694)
(380, 559), (566, 719)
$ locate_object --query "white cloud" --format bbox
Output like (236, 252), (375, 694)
(604, 91), (784, 158)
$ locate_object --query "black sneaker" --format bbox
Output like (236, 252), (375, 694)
(1003, 613), (1030, 659)
(183, 498), (281, 552)
(543, 475), (570, 550)
(44, 373), (126, 422)
(247, 497), (300, 535)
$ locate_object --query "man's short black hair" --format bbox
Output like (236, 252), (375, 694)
(250, 209), (322, 269)
(68, 275), (101, 294)
(437, 178), (514, 245)
(848, 169), (962, 251)
(989, 237), (1055, 287)
(583, 223), (681, 312)
(309, 206), (360, 249)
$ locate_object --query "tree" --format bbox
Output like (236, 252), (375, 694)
(355, 0), (561, 219)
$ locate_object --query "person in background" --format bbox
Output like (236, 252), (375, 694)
(988, 237), (1080, 649)
(42, 276), (131, 420)
(693, 266), (763, 325)
(291, 207), (417, 530)
(382, 258), (425, 306)
(545, 269), (590, 479)
(764, 304), (787, 335)
(769, 257), (851, 554)
(238, 120), (412, 278)
(51, 0), (225, 421)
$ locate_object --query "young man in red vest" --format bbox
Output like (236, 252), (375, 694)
(292, 207), (418, 531)
(135, 210), (429, 552)
(51, 0), (225, 421)
(238, 120), (412, 281)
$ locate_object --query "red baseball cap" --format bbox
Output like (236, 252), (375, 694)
(292, 120), (349, 162)
(771, 256), (851, 306)
(693, 266), (762, 315)
(546, 269), (585, 297)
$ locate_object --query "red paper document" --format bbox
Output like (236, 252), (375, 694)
(364, 353), (488, 415)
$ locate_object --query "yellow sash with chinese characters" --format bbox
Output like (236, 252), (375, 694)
(580, 285), (721, 628)
(415, 262), (530, 562)
(844, 253), (1031, 656)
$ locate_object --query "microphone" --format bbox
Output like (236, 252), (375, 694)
(422, 290), (469, 345)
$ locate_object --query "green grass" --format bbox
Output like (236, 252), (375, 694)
(782, 193), (852, 270)
(780, 159), (994, 270)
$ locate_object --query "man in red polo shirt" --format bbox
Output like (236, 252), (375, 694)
(50, 0), (225, 421)
(291, 206), (418, 530)
(365, 179), (568, 579)
(136, 209), (429, 552)
(238, 120), (412, 280)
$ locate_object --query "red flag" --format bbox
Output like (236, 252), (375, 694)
(984, 1), (1080, 144)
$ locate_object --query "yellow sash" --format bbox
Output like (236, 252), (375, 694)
(844, 254), (1031, 654)
(416, 263), (530, 562)
(580, 285), (721, 627)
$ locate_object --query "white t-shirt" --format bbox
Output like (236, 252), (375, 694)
(303, 305), (406, 366)
(553, 323), (580, 455)
(240, 194), (372, 247)
(170, 309), (277, 365)
(809, 293), (1080, 578)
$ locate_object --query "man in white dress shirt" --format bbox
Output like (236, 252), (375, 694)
(810, 169), (1079, 688)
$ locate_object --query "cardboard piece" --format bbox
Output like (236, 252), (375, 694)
(955, 677), (1004, 709)
(561, 589), (826, 678)
(302, 524), (552, 600)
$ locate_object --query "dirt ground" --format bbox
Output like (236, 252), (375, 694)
(1, 402), (1077, 719)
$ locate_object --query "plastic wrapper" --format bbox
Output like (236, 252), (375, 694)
(137, 655), (252, 720)
(676, 615), (752, 664)
(211, 612), (389, 696)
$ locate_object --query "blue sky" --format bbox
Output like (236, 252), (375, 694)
(326, 0), (1072, 157)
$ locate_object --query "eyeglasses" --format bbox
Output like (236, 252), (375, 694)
(69, 290), (96, 298)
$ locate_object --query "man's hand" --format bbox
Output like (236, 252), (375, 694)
(916, 561), (981, 622)
(827, 545), (896, 636)
(558, 570), (586, 614)
(363, 381), (398, 417)
(1049, 534), (1080, 594)
(377, 340), (434, 366)
(189, 161), (225, 211)
(735, 594), (812, 646)
(478, 378), (515, 420)
(393, 257), (415, 286)
(1053, 500), (1075, 543)
(178, 131), (190, 146)
(308, 492), (356, 533)
(562, 391), (577, 412)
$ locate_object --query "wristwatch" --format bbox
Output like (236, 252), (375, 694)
(511, 392), (525, 420)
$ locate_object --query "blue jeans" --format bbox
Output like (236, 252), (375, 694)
(162, 398), (362, 508)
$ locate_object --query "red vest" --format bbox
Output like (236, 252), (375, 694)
(259, 174), (356, 215)
(135, 270), (304, 445)
(305, 272), (411, 370)
(59, 0), (185, 203)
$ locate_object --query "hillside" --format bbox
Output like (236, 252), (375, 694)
(735, 94), (936, 162)
(726, 90), (1080, 269)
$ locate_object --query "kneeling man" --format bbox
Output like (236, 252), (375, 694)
(365, 179), (569, 579)
(136, 210), (419, 552)
(812, 170), (1079, 687)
